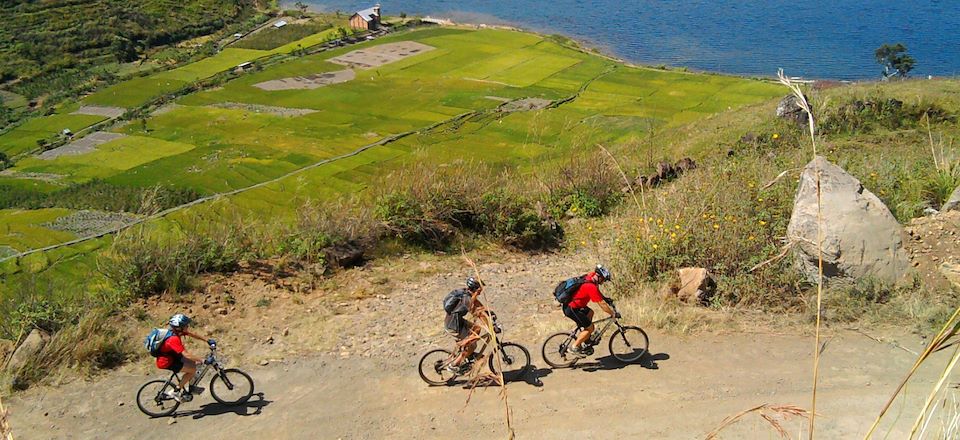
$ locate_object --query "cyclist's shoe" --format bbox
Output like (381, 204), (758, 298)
(164, 388), (183, 403)
(445, 363), (461, 375)
(189, 385), (205, 395)
(568, 345), (587, 357)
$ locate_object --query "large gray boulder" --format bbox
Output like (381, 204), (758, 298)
(5, 329), (50, 373)
(787, 157), (912, 284)
(943, 185), (960, 212)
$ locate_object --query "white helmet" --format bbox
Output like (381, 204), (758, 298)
(169, 313), (191, 328)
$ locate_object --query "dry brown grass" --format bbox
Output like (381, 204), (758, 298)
(0, 393), (11, 440)
(705, 404), (811, 439)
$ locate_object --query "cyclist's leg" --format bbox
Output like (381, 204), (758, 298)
(573, 309), (595, 348)
(178, 357), (197, 391)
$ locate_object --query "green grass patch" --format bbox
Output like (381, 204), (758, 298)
(153, 48), (269, 82)
(14, 136), (196, 182)
(234, 22), (336, 51)
(0, 208), (76, 253)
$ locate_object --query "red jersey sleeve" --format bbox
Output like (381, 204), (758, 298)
(579, 282), (603, 303)
(163, 335), (185, 354)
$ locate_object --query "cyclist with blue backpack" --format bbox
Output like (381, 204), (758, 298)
(555, 265), (618, 356)
(147, 314), (215, 402)
(442, 277), (489, 372)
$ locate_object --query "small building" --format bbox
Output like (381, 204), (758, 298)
(273, 20), (288, 29)
(61, 128), (73, 137)
(349, 4), (382, 31)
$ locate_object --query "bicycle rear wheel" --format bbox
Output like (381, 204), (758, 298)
(418, 348), (458, 386)
(136, 379), (180, 417)
(609, 326), (649, 363)
(488, 342), (531, 382)
(210, 368), (255, 405)
(541, 332), (578, 368)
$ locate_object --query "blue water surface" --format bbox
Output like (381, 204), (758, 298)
(302, 0), (959, 80)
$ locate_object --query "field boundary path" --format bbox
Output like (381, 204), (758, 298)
(0, 65), (615, 265)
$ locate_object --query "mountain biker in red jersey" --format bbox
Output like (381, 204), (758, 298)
(564, 265), (618, 356)
(156, 314), (215, 402)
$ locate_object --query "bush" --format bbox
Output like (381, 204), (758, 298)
(614, 155), (805, 309)
(818, 96), (955, 135)
(100, 219), (251, 297)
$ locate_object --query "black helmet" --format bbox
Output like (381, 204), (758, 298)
(466, 277), (483, 292)
(594, 265), (612, 283)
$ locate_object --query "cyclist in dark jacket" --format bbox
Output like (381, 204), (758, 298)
(443, 277), (488, 371)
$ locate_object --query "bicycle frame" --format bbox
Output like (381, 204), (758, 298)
(156, 348), (224, 398)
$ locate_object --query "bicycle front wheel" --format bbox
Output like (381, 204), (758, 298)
(609, 326), (649, 363)
(136, 379), (180, 417)
(488, 342), (531, 382)
(210, 368), (255, 405)
(541, 332), (578, 368)
(418, 349), (457, 386)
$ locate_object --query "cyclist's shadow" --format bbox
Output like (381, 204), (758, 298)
(577, 351), (670, 373)
(175, 392), (272, 420)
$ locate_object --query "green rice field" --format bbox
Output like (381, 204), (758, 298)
(0, 26), (783, 281)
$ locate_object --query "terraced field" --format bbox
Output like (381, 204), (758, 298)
(0, 26), (782, 282)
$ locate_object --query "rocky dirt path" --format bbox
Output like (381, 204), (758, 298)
(6, 248), (956, 439)
(6, 329), (946, 439)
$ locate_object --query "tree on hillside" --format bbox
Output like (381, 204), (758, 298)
(875, 43), (915, 79)
(0, 152), (10, 170)
(111, 35), (140, 63)
(295, 1), (308, 18)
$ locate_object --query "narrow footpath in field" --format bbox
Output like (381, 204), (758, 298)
(6, 249), (949, 439)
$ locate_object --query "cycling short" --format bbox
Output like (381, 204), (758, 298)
(563, 305), (593, 329)
(447, 319), (475, 341)
(163, 356), (184, 374)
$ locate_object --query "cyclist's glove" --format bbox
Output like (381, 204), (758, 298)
(614, 312), (622, 319)
(207, 339), (217, 347)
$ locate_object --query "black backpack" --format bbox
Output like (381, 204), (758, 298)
(553, 275), (589, 305)
(443, 288), (470, 315)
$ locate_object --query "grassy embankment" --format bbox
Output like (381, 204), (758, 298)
(3, 25), (957, 388)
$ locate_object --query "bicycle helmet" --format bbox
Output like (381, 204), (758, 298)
(466, 276), (483, 292)
(594, 264), (612, 283)
(169, 313), (191, 328)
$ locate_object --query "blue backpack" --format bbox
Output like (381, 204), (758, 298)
(144, 328), (172, 357)
(553, 275), (589, 305)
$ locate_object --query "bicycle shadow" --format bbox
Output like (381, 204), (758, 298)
(173, 393), (271, 420)
(577, 351), (670, 373)
(449, 364), (553, 389)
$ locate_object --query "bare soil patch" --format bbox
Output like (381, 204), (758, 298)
(329, 41), (435, 69)
(209, 102), (318, 117)
(0, 169), (64, 182)
(501, 98), (553, 112)
(72, 105), (125, 119)
(253, 69), (355, 91)
(37, 132), (126, 160)
(43, 210), (140, 237)
(904, 210), (960, 289)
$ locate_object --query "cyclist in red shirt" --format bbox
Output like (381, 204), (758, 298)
(563, 265), (618, 356)
(157, 314), (215, 402)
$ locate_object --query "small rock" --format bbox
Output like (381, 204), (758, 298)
(168, 418), (177, 425)
(215, 308), (228, 315)
(259, 359), (270, 366)
(282, 328), (289, 337)
(118, 401), (124, 407)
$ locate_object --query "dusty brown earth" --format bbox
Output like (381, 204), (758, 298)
(6, 248), (957, 439)
(329, 41), (435, 69)
(253, 70), (356, 91)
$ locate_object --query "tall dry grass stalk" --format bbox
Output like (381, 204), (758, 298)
(461, 251), (515, 440)
(863, 306), (960, 438)
(0, 394), (12, 440)
(777, 69), (824, 440)
(704, 404), (811, 439)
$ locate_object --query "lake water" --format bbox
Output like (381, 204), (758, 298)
(302, 0), (960, 80)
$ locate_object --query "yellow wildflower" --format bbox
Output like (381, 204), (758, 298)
(772, 133), (780, 140)
(674, 224), (680, 230)
(748, 235), (755, 240)
(670, 232), (677, 238)
(713, 223), (720, 230)
(759, 220), (767, 226)
(652, 244), (658, 249)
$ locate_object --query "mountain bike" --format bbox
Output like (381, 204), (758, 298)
(136, 342), (255, 417)
(418, 317), (531, 386)
(541, 298), (649, 368)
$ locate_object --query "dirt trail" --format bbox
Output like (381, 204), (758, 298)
(6, 249), (955, 439)
(6, 330), (946, 439)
